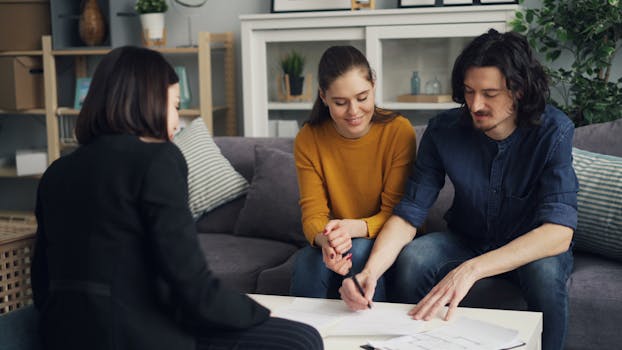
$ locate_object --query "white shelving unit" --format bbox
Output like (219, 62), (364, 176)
(240, 4), (518, 137)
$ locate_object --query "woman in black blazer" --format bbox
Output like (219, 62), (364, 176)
(31, 46), (322, 350)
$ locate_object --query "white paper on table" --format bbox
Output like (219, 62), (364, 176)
(367, 317), (524, 350)
(271, 298), (348, 332)
(327, 308), (423, 336)
(271, 298), (423, 337)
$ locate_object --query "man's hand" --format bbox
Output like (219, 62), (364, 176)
(408, 261), (478, 321)
(339, 271), (375, 311)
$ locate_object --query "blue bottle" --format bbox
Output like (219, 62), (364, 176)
(410, 71), (421, 95)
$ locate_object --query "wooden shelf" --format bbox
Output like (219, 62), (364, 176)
(382, 102), (459, 110)
(54, 108), (220, 117)
(0, 167), (17, 177)
(1, 30), (236, 194)
(0, 167), (40, 179)
(51, 46), (201, 56)
(41, 31), (236, 164)
(397, 94), (453, 103)
(0, 210), (35, 219)
(0, 109), (45, 115)
(0, 50), (42, 57)
(268, 102), (313, 110)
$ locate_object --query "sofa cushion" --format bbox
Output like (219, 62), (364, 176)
(173, 118), (249, 218)
(573, 117), (622, 157)
(572, 147), (622, 261)
(566, 252), (622, 349)
(197, 233), (298, 293)
(195, 196), (246, 234)
(256, 253), (297, 296)
(234, 145), (307, 247)
(214, 137), (295, 182)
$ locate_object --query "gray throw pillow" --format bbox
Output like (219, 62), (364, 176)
(234, 145), (307, 247)
(573, 147), (622, 261)
(173, 118), (249, 218)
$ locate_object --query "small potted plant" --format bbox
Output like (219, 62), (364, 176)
(135, 0), (168, 44)
(280, 50), (306, 96)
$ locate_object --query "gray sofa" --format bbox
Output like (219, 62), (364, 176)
(198, 118), (622, 350)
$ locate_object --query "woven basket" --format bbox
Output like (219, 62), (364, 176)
(0, 213), (37, 314)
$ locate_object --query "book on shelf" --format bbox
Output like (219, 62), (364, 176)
(73, 77), (91, 110)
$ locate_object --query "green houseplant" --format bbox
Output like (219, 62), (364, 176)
(511, 0), (622, 126)
(280, 51), (306, 96)
(135, 0), (168, 14)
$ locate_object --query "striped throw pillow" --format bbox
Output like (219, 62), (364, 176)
(174, 118), (249, 219)
(572, 147), (622, 261)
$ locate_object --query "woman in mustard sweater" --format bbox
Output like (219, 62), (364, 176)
(290, 45), (417, 300)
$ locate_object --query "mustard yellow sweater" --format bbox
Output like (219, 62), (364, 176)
(294, 115), (417, 245)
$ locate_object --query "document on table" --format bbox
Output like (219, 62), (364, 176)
(366, 316), (525, 350)
(271, 298), (424, 337)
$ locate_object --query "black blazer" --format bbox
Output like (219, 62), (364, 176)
(31, 134), (269, 350)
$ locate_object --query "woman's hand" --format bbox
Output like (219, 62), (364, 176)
(323, 219), (367, 254)
(320, 243), (352, 276)
(314, 219), (367, 275)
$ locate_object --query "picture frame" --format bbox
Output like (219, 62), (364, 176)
(271, 0), (351, 13)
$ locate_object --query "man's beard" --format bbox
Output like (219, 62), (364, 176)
(471, 108), (515, 133)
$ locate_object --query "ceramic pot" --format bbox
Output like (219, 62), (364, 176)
(289, 76), (304, 96)
(79, 0), (106, 46)
(140, 13), (165, 40)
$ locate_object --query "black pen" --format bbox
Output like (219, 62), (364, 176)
(351, 275), (372, 309)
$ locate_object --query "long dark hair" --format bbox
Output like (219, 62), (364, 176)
(451, 29), (548, 127)
(75, 46), (179, 144)
(306, 45), (397, 125)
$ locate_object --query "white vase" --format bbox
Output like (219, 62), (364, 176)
(139, 13), (165, 40)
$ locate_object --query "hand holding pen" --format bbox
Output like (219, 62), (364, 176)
(352, 275), (372, 309)
(339, 273), (374, 310)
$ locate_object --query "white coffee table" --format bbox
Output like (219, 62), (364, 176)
(250, 294), (542, 350)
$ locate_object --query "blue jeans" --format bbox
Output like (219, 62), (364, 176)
(290, 238), (386, 301)
(393, 231), (573, 350)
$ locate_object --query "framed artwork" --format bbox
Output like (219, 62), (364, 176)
(271, 0), (351, 13)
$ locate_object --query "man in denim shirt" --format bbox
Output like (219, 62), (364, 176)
(340, 29), (578, 350)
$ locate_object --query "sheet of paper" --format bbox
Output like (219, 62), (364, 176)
(271, 298), (423, 337)
(271, 298), (348, 332)
(328, 308), (423, 336)
(367, 317), (524, 350)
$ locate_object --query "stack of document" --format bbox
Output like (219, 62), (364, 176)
(366, 317), (524, 350)
(272, 298), (523, 350)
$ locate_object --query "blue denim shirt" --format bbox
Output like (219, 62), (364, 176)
(393, 105), (578, 247)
